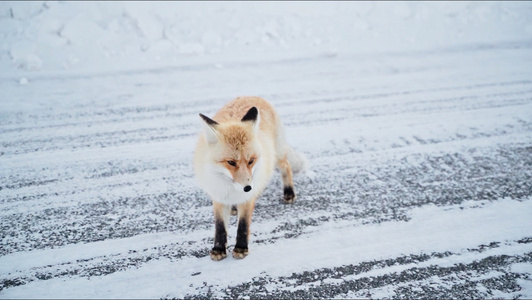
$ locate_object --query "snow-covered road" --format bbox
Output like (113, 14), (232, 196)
(2, 39), (531, 298)
(2, 1), (532, 298)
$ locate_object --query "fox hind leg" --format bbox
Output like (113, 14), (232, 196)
(278, 156), (296, 203)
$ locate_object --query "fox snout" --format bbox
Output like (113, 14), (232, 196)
(235, 176), (253, 193)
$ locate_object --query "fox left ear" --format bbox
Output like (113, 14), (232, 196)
(199, 113), (219, 144)
(241, 107), (260, 131)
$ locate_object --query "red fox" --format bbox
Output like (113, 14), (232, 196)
(194, 96), (306, 261)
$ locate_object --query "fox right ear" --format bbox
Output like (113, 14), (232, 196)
(199, 113), (219, 144)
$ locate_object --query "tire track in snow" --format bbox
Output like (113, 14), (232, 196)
(1, 45), (532, 297)
(1, 144), (531, 286)
(187, 239), (532, 299)
(2, 79), (531, 156)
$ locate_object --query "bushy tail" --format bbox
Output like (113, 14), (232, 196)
(286, 146), (310, 176)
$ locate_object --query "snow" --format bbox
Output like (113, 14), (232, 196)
(1, 1), (532, 74)
(0, 231), (192, 275)
(1, 1), (532, 299)
(2, 198), (531, 299)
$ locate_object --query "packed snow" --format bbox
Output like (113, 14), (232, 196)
(2, 199), (531, 299)
(1, 1), (532, 299)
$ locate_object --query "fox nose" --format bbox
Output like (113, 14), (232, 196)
(243, 185), (252, 192)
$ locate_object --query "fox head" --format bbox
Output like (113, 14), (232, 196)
(199, 107), (261, 193)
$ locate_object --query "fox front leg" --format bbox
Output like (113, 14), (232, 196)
(233, 200), (255, 259)
(233, 218), (249, 259)
(211, 202), (230, 261)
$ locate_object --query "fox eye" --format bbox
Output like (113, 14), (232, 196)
(227, 160), (236, 167)
(248, 158), (255, 165)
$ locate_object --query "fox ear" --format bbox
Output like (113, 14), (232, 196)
(241, 107), (260, 131)
(199, 113), (219, 144)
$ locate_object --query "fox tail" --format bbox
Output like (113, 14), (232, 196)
(285, 145), (310, 176)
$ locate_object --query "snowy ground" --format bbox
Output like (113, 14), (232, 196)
(1, 1), (532, 299)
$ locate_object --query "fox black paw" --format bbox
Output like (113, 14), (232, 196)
(210, 248), (227, 261)
(283, 186), (296, 203)
(232, 247), (249, 259)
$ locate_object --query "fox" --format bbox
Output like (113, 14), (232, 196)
(194, 96), (306, 261)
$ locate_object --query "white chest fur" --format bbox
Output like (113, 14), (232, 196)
(200, 161), (263, 205)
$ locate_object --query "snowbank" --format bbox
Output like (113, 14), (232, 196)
(1, 1), (532, 74)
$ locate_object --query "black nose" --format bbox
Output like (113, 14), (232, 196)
(244, 185), (252, 192)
